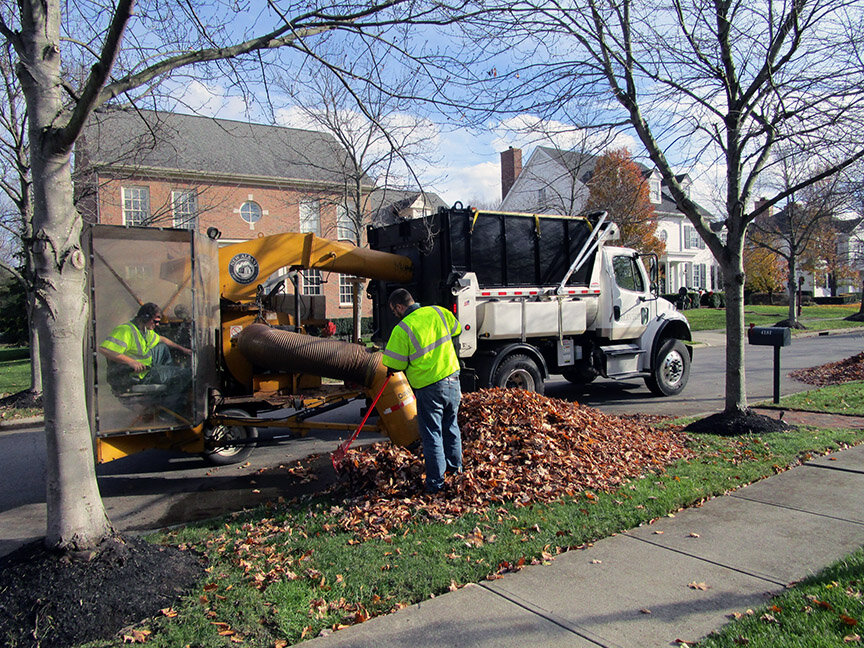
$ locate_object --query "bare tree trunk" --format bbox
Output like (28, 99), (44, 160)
(19, 0), (110, 549)
(787, 257), (797, 325)
(723, 267), (748, 414)
(859, 278), (864, 314)
(28, 316), (40, 392)
(31, 150), (110, 550)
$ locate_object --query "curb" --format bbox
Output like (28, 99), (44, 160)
(0, 416), (43, 431)
(692, 326), (864, 348)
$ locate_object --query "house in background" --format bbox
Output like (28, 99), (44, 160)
(366, 189), (447, 226)
(751, 197), (864, 298)
(76, 109), (377, 316)
(832, 216), (864, 295)
(499, 146), (721, 294)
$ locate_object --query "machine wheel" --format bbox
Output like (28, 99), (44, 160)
(203, 408), (259, 465)
(644, 338), (690, 397)
(492, 354), (544, 395)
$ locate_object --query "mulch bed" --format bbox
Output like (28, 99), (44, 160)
(683, 409), (793, 436)
(790, 351), (864, 386)
(0, 536), (205, 648)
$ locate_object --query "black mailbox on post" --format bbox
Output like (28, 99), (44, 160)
(747, 326), (791, 347)
(747, 326), (791, 403)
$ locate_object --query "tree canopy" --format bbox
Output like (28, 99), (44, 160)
(584, 148), (664, 257)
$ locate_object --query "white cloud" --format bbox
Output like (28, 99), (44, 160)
(489, 114), (637, 157)
(167, 80), (250, 120)
(434, 161), (502, 207)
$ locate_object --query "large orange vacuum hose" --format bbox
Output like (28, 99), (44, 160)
(236, 323), (418, 446)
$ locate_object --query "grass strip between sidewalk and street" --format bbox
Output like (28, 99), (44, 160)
(684, 304), (864, 332)
(762, 381), (864, 417)
(85, 400), (864, 647)
(697, 547), (864, 647)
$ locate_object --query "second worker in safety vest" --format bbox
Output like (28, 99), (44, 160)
(382, 288), (462, 494)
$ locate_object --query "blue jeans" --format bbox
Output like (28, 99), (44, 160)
(414, 372), (462, 492)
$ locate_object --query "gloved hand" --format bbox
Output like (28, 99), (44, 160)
(386, 367), (398, 377)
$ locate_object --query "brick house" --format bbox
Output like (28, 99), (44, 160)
(499, 146), (722, 295)
(76, 109), (376, 318)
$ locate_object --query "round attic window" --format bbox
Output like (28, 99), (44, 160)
(240, 201), (262, 224)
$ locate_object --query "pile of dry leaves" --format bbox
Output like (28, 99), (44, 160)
(330, 389), (691, 539)
(790, 352), (864, 386)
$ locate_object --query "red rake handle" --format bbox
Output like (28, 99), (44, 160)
(331, 373), (391, 471)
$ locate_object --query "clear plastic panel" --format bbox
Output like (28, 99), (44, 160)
(91, 226), (198, 435)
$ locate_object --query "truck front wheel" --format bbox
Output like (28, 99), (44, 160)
(644, 338), (690, 396)
(493, 354), (544, 395)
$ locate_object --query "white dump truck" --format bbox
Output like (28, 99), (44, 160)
(367, 204), (692, 396)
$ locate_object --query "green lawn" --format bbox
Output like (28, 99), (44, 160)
(699, 548), (864, 647)
(763, 381), (864, 416)
(72, 380), (864, 648)
(684, 304), (864, 332)
(0, 346), (31, 395)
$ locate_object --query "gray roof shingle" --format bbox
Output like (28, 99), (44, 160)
(79, 109), (364, 186)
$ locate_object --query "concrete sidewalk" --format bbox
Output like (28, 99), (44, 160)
(305, 428), (864, 648)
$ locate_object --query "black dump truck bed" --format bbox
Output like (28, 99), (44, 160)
(367, 205), (600, 342)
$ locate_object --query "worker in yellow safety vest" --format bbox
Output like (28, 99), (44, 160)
(382, 288), (462, 494)
(99, 302), (192, 407)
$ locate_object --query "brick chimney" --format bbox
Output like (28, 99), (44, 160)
(500, 147), (522, 201)
(754, 196), (772, 216)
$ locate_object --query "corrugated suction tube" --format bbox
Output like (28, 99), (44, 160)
(236, 323), (419, 447)
(237, 323), (380, 386)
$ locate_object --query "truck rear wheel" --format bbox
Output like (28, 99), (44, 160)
(203, 408), (259, 465)
(644, 338), (689, 396)
(493, 354), (544, 395)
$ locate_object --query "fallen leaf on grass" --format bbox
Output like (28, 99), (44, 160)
(159, 608), (177, 618)
(122, 629), (151, 644)
(844, 634), (861, 643)
(841, 614), (860, 627)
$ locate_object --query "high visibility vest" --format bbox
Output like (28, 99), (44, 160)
(100, 321), (160, 379)
(382, 305), (461, 389)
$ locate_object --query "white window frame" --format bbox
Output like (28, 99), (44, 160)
(302, 269), (322, 296)
(649, 178), (661, 204)
(239, 201), (262, 225)
(339, 274), (355, 306)
(299, 200), (321, 235)
(172, 190), (198, 230)
(336, 204), (356, 241)
(683, 225), (705, 250)
(122, 186), (150, 226)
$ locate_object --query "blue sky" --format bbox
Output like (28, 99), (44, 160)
(166, 78), (723, 215)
